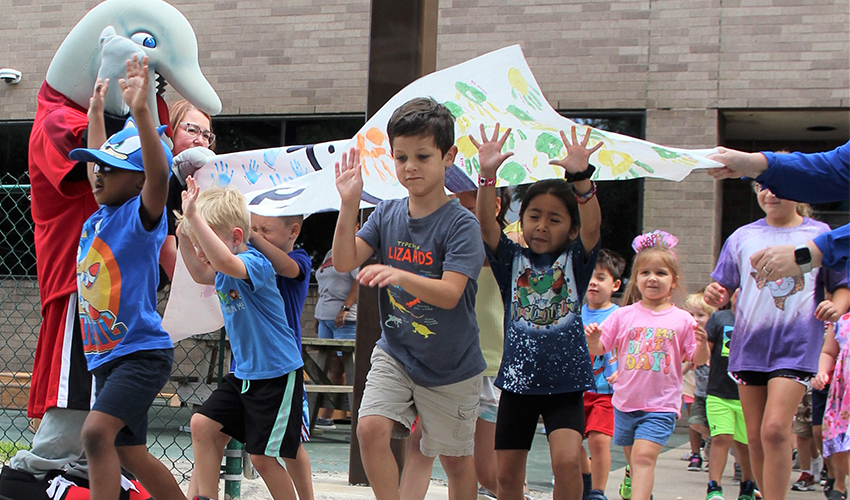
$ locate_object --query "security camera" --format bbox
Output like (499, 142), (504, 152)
(0, 69), (22, 85)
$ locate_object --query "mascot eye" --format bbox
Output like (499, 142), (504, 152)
(131, 32), (157, 49)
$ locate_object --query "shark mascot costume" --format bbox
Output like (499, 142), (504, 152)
(0, 1), (220, 499)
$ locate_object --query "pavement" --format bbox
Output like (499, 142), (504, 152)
(210, 423), (824, 500)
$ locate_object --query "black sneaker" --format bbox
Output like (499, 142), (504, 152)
(825, 478), (836, 498)
(688, 453), (704, 472)
(707, 480), (725, 500)
(826, 489), (846, 500)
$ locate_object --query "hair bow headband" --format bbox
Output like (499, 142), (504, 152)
(631, 230), (679, 254)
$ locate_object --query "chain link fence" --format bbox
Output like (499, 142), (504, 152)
(0, 171), (228, 481)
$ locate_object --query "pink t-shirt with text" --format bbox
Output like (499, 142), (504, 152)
(599, 302), (697, 417)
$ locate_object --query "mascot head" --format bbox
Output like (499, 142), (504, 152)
(46, 0), (221, 124)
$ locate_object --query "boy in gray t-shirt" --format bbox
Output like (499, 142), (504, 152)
(333, 97), (485, 500)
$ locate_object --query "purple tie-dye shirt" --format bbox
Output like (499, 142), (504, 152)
(711, 218), (847, 374)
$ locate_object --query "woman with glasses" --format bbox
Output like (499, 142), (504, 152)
(160, 99), (215, 281)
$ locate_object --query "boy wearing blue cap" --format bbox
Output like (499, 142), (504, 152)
(69, 56), (184, 500)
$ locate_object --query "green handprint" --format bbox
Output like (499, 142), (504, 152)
(535, 132), (563, 160)
(507, 105), (534, 123)
(499, 161), (527, 184)
(443, 101), (465, 119)
(455, 82), (486, 104)
(652, 146), (681, 159)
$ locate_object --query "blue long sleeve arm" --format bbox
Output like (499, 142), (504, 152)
(813, 223), (849, 276)
(755, 141), (850, 203)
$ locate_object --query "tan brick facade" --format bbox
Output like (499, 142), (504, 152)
(1, 0), (848, 286)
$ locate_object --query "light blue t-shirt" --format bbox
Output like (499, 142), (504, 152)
(582, 304), (619, 394)
(77, 195), (174, 370)
(216, 246), (303, 380)
(357, 198), (486, 387)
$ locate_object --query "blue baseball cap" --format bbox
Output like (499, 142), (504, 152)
(70, 117), (173, 172)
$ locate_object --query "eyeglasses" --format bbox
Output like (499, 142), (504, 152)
(179, 122), (215, 145)
(92, 162), (114, 174)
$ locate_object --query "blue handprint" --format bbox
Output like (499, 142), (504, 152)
(242, 159), (261, 185)
(290, 158), (309, 177)
(269, 173), (282, 186)
(212, 160), (234, 186)
(263, 148), (282, 167)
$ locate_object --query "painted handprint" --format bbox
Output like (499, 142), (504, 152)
(242, 159), (261, 184)
(263, 147), (282, 167)
(212, 160), (234, 186)
(269, 173), (283, 186)
(290, 158), (310, 177)
(454, 81), (499, 120)
(356, 127), (395, 182)
(443, 100), (473, 133)
(508, 68), (543, 111)
(651, 146), (699, 167)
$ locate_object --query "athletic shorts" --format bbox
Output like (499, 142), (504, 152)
(730, 369), (812, 387)
(197, 370), (303, 459)
(812, 386), (829, 426)
(688, 395), (709, 427)
(479, 376), (500, 424)
(495, 389), (584, 450)
(613, 409), (677, 447)
(358, 345), (480, 457)
(706, 395), (748, 444)
(792, 391), (813, 438)
(583, 392), (614, 437)
(92, 348), (174, 447)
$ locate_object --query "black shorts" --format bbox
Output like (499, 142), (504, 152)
(812, 385), (829, 426)
(495, 389), (585, 450)
(92, 348), (174, 447)
(730, 369), (812, 386)
(198, 370), (303, 458)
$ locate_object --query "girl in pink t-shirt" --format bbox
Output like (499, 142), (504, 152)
(586, 231), (709, 500)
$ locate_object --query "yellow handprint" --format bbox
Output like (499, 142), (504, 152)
(508, 68), (543, 111)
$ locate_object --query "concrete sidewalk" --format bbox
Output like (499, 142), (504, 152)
(209, 436), (822, 500)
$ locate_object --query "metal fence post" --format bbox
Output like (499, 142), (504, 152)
(222, 439), (243, 500)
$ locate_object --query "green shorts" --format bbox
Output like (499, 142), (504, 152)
(706, 394), (748, 444)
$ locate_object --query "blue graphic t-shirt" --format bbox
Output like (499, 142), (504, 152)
(276, 248), (312, 342)
(357, 198), (486, 387)
(216, 246), (303, 380)
(488, 233), (599, 395)
(76, 195), (173, 370)
(582, 304), (619, 394)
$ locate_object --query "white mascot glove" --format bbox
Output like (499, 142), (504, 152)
(172, 147), (216, 186)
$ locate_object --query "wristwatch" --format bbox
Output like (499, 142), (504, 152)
(340, 305), (351, 312)
(794, 244), (813, 274)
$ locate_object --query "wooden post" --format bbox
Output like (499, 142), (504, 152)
(348, 0), (438, 486)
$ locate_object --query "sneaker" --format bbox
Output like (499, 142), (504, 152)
(587, 489), (609, 500)
(825, 478), (836, 497)
(682, 451), (694, 461)
(315, 417), (336, 430)
(707, 480), (725, 500)
(193, 497), (213, 500)
(619, 466), (631, 500)
(733, 462), (742, 485)
(689, 453), (704, 472)
(827, 489), (847, 500)
(792, 472), (817, 491)
(738, 481), (757, 500)
(792, 448), (801, 471)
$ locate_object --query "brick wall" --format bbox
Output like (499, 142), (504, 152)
(1, 0), (847, 287)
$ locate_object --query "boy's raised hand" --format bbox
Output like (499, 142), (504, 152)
(88, 78), (109, 119)
(119, 55), (150, 115)
(335, 147), (362, 205)
(550, 126), (603, 176)
(469, 123), (513, 179)
(182, 175), (200, 219)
